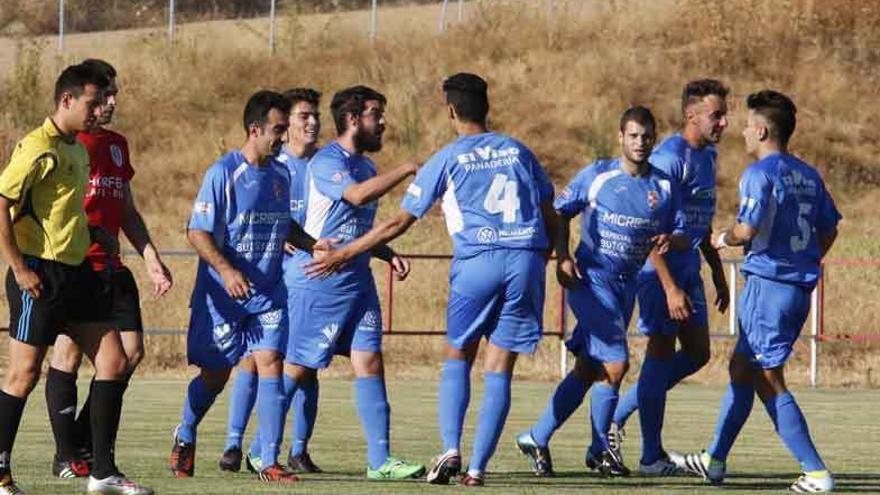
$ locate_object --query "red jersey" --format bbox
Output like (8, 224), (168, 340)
(77, 128), (135, 270)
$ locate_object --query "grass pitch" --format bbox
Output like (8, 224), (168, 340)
(10, 378), (880, 494)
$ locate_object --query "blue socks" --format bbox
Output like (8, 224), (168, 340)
(707, 382), (755, 462)
(225, 368), (257, 450)
(256, 376), (285, 467)
(531, 372), (589, 447)
(637, 357), (670, 464)
(589, 383), (619, 455)
(613, 351), (700, 428)
(469, 372), (512, 474)
(355, 376), (391, 470)
(291, 378), (318, 457)
(179, 376), (219, 444)
(438, 359), (471, 452)
(764, 392), (825, 472)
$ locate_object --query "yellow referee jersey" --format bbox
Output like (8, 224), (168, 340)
(0, 118), (90, 266)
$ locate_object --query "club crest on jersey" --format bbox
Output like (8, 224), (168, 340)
(647, 190), (660, 209)
(193, 201), (212, 214)
(331, 171), (348, 184)
(110, 144), (123, 168)
(476, 227), (498, 244)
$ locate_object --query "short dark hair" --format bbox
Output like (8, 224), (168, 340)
(242, 90), (292, 134)
(681, 78), (729, 114)
(53, 63), (109, 105)
(442, 72), (489, 123)
(619, 105), (656, 134)
(282, 87), (321, 107)
(746, 90), (797, 145)
(80, 58), (117, 81)
(330, 85), (386, 135)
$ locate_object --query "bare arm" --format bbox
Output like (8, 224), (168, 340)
(713, 222), (758, 248)
(553, 212), (583, 289)
(187, 229), (251, 299)
(649, 244), (692, 321)
(700, 229), (730, 313)
(121, 183), (172, 297)
(342, 164), (417, 206)
(0, 195), (42, 298)
(818, 227), (838, 258)
(541, 200), (561, 260)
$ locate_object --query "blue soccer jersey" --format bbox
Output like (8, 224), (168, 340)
(555, 159), (687, 275)
(277, 146), (310, 226)
(188, 150), (292, 316)
(737, 152), (841, 286)
(642, 133), (717, 274)
(401, 132), (554, 257)
(287, 141), (378, 292)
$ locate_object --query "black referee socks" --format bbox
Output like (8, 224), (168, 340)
(46, 367), (79, 460)
(90, 379), (128, 479)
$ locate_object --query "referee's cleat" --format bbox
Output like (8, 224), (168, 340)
(790, 471), (835, 493)
(638, 454), (685, 476)
(245, 453), (263, 474)
(0, 472), (25, 495)
(168, 425), (195, 478)
(366, 457), (426, 480)
(426, 451), (461, 485)
(585, 449), (631, 477)
(257, 464), (300, 484)
(218, 446), (242, 472)
(287, 452), (322, 473)
(52, 455), (90, 478)
(514, 432), (554, 477)
(681, 451), (725, 484)
(87, 473), (153, 495)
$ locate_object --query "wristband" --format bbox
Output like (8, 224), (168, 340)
(717, 231), (730, 249)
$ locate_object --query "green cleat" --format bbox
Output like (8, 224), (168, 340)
(366, 457), (426, 481)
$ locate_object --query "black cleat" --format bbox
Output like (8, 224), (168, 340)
(219, 446), (242, 472)
(514, 432), (554, 477)
(586, 449), (630, 477)
(52, 455), (90, 478)
(287, 452), (322, 473)
(426, 451), (462, 485)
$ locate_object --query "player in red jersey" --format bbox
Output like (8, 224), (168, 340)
(45, 59), (172, 494)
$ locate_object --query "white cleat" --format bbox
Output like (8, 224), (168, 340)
(790, 472), (835, 493)
(639, 455), (685, 476)
(0, 473), (26, 495)
(87, 474), (154, 495)
(681, 451), (725, 485)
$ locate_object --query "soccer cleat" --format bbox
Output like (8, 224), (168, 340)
(287, 452), (322, 473)
(460, 472), (485, 487)
(257, 464), (301, 484)
(514, 432), (554, 477)
(426, 451), (462, 485)
(52, 455), (91, 478)
(638, 455), (685, 476)
(0, 473), (25, 495)
(790, 472), (835, 493)
(219, 446), (242, 472)
(681, 451), (725, 484)
(86, 473), (154, 495)
(585, 449), (630, 477)
(168, 425), (195, 478)
(76, 446), (95, 471)
(245, 453), (263, 474)
(366, 457), (426, 480)
(608, 422), (625, 459)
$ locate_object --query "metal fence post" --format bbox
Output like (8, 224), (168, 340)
(458, 0), (464, 21)
(728, 261), (738, 335)
(167, 0), (175, 45)
(810, 272), (821, 387)
(370, 0), (378, 40)
(558, 289), (568, 379)
(58, 0), (65, 52)
(439, 0), (450, 32)
(269, 0), (277, 54)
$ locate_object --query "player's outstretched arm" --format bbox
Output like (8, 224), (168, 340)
(188, 229), (251, 299)
(699, 230), (730, 312)
(305, 211), (417, 278)
(342, 163), (418, 206)
(121, 183), (172, 297)
(649, 245), (692, 321)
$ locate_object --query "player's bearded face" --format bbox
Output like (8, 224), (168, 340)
(257, 108), (290, 157)
(356, 100), (386, 152)
(97, 79), (118, 126)
(695, 95), (728, 144)
(620, 121), (655, 165)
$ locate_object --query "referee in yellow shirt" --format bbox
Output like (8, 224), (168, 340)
(0, 63), (146, 495)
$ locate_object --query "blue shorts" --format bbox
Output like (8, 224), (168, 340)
(447, 250), (546, 354)
(566, 268), (636, 364)
(735, 275), (812, 369)
(637, 268), (709, 335)
(287, 281), (383, 369)
(187, 303), (288, 371)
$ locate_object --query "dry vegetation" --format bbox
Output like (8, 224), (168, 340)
(0, 0), (878, 385)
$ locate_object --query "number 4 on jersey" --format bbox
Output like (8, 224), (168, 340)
(484, 173), (520, 223)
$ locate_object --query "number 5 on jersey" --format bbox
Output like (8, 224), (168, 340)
(484, 173), (520, 223)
